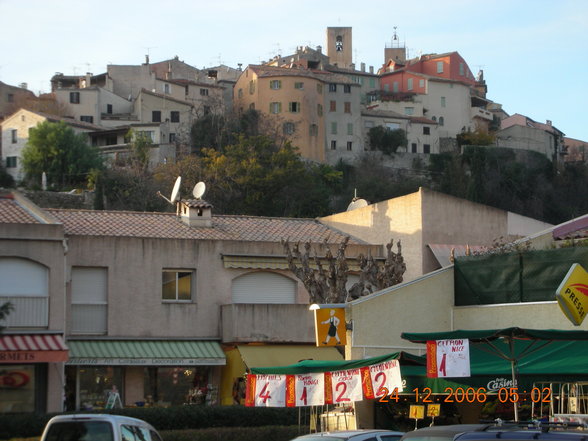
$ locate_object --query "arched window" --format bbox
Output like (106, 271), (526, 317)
(0, 257), (48, 327)
(336, 36), (343, 52)
(232, 272), (296, 304)
(439, 116), (445, 126)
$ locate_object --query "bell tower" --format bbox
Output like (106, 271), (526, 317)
(327, 27), (352, 68)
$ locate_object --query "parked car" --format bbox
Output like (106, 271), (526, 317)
(456, 424), (588, 441)
(399, 424), (505, 441)
(290, 429), (405, 441)
(40, 414), (163, 441)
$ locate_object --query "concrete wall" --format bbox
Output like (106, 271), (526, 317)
(496, 125), (555, 160)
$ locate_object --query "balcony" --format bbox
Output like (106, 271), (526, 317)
(0, 296), (48, 328)
(471, 106), (493, 121)
(221, 303), (316, 343)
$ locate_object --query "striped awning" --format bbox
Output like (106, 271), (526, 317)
(0, 334), (68, 363)
(66, 340), (226, 366)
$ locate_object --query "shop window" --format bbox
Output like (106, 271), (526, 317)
(0, 364), (36, 413)
(144, 366), (213, 406)
(73, 366), (124, 410)
(71, 267), (108, 334)
(162, 270), (192, 301)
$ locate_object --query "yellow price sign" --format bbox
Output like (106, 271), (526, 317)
(427, 404), (441, 417)
(556, 263), (588, 326)
(409, 405), (425, 420)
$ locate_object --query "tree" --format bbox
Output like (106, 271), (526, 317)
(21, 121), (103, 189)
(0, 302), (14, 331)
(367, 126), (408, 154)
(282, 237), (406, 304)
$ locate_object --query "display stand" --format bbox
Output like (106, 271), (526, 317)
(105, 391), (123, 409)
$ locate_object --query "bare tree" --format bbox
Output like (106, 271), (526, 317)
(282, 237), (406, 304)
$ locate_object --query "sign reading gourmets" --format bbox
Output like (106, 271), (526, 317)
(556, 263), (588, 326)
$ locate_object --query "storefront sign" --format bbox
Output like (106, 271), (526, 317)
(426, 339), (470, 378)
(66, 358), (224, 366)
(556, 263), (588, 326)
(0, 351), (67, 363)
(314, 308), (347, 346)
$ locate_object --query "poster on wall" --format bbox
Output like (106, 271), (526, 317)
(426, 339), (470, 378)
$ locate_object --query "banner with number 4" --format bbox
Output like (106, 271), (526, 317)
(245, 374), (286, 407)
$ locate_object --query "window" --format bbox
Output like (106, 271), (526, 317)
(330, 100), (336, 112)
(423, 126), (430, 135)
(289, 102), (300, 113)
(424, 144), (431, 154)
(203, 105), (211, 115)
(238, 88), (243, 98)
(411, 143), (417, 153)
(383, 84), (390, 92)
(331, 122), (337, 134)
(164, 83), (170, 94)
(393, 81), (399, 93)
(317, 83), (323, 94)
(162, 270), (192, 301)
(419, 79), (425, 88)
(6, 156), (17, 168)
(249, 80), (255, 94)
(347, 141), (353, 151)
(364, 120), (374, 128)
(269, 102), (281, 114)
(283, 122), (295, 135)
(71, 267), (108, 334)
(107, 104), (113, 114)
(369, 78), (376, 88)
(170, 111), (180, 123)
(270, 80), (281, 90)
(459, 62), (465, 76)
(404, 107), (414, 116)
(309, 124), (318, 136)
(7, 93), (14, 103)
(330, 140), (337, 150)
(80, 115), (94, 123)
(11, 129), (17, 143)
(343, 84), (351, 93)
(317, 104), (323, 116)
(329, 83), (337, 92)
(199, 88), (209, 96)
(141, 131), (155, 141)
(106, 135), (117, 145)
(336, 35), (343, 51)
(407, 78), (413, 90)
(347, 123), (353, 135)
(249, 103), (255, 110)
(169, 133), (176, 142)
(441, 96), (446, 107)
(70, 92), (80, 104)
(432, 116), (437, 122)
(386, 122), (400, 130)
(344, 102), (351, 113)
(294, 82), (304, 90)
(439, 116), (445, 126)
(437, 61), (444, 73)
(152, 110), (161, 122)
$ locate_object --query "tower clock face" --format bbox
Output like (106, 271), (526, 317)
(336, 36), (343, 51)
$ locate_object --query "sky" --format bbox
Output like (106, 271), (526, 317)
(1, 0), (587, 140)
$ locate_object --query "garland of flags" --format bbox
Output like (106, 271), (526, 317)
(245, 359), (403, 407)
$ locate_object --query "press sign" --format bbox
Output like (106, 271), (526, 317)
(555, 263), (588, 326)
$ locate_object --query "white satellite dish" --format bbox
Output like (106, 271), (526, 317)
(193, 181), (206, 199)
(157, 176), (182, 205)
(170, 176), (182, 203)
(346, 198), (368, 211)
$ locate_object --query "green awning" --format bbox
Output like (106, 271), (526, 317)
(66, 340), (226, 366)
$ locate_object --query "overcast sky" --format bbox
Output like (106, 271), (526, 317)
(1, 0), (587, 140)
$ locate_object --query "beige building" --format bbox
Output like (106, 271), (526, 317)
(0, 190), (381, 413)
(0, 109), (102, 183)
(319, 187), (552, 282)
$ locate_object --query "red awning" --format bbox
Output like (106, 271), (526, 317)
(0, 334), (68, 363)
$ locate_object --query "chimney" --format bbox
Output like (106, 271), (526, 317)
(19, 82), (28, 90)
(317, 45), (322, 54)
(85, 72), (92, 88)
(178, 199), (213, 227)
(369, 66), (374, 74)
(546, 120), (552, 126)
(361, 62), (366, 72)
(145, 54), (150, 64)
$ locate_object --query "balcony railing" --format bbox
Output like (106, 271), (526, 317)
(0, 296), (48, 327)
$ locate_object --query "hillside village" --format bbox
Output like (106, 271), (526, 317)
(1, 26), (588, 433)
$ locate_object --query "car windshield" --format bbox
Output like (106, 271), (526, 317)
(381, 436), (403, 441)
(45, 421), (114, 441)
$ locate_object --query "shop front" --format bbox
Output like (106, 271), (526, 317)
(65, 339), (226, 410)
(0, 333), (68, 413)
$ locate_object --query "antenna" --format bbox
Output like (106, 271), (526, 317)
(193, 181), (206, 199)
(157, 176), (182, 205)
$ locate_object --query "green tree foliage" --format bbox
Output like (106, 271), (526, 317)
(0, 302), (14, 331)
(21, 121), (103, 189)
(456, 129), (496, 147)
(367, 126), (408, 154)
(0, 163), (15, 188)
(157, 135), (341, 217)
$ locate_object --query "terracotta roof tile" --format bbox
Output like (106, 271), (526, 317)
(0, 198), (42, 224)
(47, 209), (364, 244)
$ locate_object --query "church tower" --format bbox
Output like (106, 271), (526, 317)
(327, 27), (353, 68)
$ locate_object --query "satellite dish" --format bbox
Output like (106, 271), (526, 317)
(170, 176), (182, 203)
(193, 181), (206, 199)
(346, 198), (368, 211)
